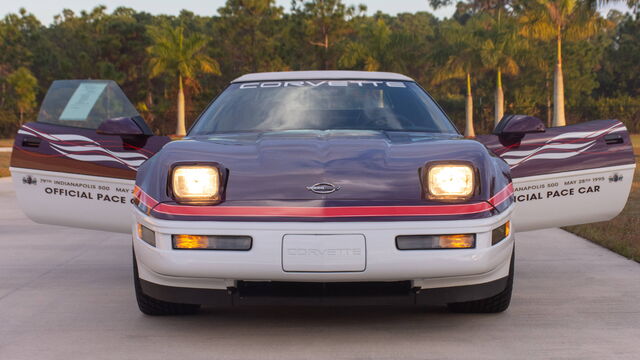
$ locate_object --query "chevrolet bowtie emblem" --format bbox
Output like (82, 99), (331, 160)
(306, 183), (340, 194)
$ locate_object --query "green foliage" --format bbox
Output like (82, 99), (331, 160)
(0, 109), (19, 136)
(216, 0), (286, 74)
(432, 16), (486, 88)
(597, 11), (640, 97)
(146, 22), (221, 135)
(147, 24), (220, 82)
(292, 0), (365, 70)
(6, 67), (38, 123)
(0, 0), (638, 137)
(340, 18), (392, 71)
(583, 96), (640, 131)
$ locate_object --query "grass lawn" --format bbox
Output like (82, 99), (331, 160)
(565, 134), (640, 262)
(0, 153), (10, 178)
(0, 139), (14, 147)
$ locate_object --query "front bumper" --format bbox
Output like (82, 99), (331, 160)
(133, 204), (515, 302)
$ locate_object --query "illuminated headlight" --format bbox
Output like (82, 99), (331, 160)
(172, 165), (221, 204)
(426, 164), (475, 200)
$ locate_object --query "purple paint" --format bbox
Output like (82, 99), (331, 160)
(494, 115), (546, 136)
(96, 116), (146, 136)
(135, 130), (513, 222)
(477, 119), (635, 178)
(13, 122), (170, 177)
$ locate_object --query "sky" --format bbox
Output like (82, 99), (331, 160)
(0, 0), (631, 25)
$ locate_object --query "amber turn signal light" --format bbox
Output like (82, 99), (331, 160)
(492, 221), (511, 246)
(173, 235), (209, 249)
(439, 234), (476, 248)
(396, 234), (475, 250)
(173, 235), (252, 251)
(136, 224), (156, 247)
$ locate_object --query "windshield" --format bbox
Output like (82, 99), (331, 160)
(189, 80), (458, 135)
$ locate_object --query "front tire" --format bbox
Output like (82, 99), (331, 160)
(446, 248), (514, 313)
(133, 253), (200, 316)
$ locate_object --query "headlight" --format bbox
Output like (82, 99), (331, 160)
(425, 163), (475, 200)
(172, 165), (221, 204)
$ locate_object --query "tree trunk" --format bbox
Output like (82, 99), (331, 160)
(323, 32), (329, 70)
(465, 72), (475, 137)
(553, 33), (566, 127)
(0, 82), (5, 107)
(494, 67), (504, 127)
(146, 89), (153, 107)
(546, 74), (552, 128)
(176, 75), (186, 137)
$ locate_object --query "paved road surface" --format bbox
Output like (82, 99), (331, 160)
(0, 177), (638, 360)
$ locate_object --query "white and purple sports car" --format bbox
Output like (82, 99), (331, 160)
(9, 71), (636, 315)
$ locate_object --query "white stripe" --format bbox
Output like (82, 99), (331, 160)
(539, 123), (622, 143)
(21, 126), (98, 144)
(503, 140), (596, 158)
(49, 143), (148, 160)
(507, 143), (596, 167)
(20, 126), (148, 170)
(50, 147), (144, 169)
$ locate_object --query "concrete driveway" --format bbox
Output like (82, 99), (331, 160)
(0, 177), (639, 360)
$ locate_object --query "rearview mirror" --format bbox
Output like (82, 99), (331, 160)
(493, 115), (545, 145)
(96, 116), (153, 137)
(493, 115), (546, 136)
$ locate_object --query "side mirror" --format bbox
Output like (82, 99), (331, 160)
(493, 115), (545, 145)
(96, 115), (153, 137)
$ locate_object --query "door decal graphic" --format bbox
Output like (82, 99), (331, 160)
(18, 125), (151, 170)
(497, 123), (626, 169)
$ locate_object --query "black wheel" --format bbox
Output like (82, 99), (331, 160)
(447, 248), (515, 313)
(133, 253), (200, 316)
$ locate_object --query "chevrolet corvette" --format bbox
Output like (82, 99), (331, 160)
(9, 71), (636, 315)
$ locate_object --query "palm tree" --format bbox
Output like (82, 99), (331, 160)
(433, 19), (484, 137)
(147, 24), (220, 136)
(478, 12), (522, 126)
(519, 0), (610, 127)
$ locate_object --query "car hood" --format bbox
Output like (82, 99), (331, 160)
(141, 130), (504, 203)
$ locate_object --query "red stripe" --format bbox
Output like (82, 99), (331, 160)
(134, 186), (158, 208)
(489, 183), (514, 207)
(153, 202), (493, 217)
(139, 184), (514, 218)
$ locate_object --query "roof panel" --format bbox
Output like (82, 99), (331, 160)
(231, 71), (414, 83)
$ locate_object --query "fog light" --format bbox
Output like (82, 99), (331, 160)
(173, 235), (252, 251)
(492, 221), (511, 245)
(396, 234), (475, 250)
(136, 224), (156, 247)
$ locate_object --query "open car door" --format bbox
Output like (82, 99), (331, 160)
(477, 115), (636, 232)
(10, 80), (170, 233)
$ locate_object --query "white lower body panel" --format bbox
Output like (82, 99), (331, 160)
(10, 167), (134, 233)
(512, 164), (635, 232)
(133, 206), (515, 291)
